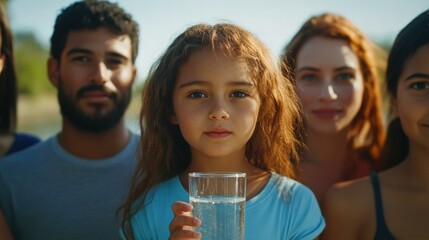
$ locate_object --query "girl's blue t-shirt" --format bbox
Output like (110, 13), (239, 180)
(127, 172), (325, 240)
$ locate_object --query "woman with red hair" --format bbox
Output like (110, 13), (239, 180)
(281, 13), (387, 203)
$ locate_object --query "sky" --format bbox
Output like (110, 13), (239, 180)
(8, 0), (429, 83)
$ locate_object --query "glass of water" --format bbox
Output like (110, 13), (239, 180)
(188, 172), (246, 240)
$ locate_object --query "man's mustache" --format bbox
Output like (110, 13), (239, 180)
(76, 84), (117, 99)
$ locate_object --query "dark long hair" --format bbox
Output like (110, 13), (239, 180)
(380, 10), (429, 168)
(0, 3), (18, 134)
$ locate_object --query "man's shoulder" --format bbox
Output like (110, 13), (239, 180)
(0, 138), (52, 170)
(14, 133), (41, 145)
(129, 131), (140, 143)
(7, 132), (41, 154)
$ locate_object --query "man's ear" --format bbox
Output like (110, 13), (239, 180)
(131, 66), (137, 85)
(47, 57), (60, 88)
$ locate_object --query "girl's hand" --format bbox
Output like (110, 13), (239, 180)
(169, 201), (202, 240)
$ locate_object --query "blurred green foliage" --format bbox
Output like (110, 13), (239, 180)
(14, 31), (54, 96)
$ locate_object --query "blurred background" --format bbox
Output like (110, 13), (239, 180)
(4, 0), (429, 139)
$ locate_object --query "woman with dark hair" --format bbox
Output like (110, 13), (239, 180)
(0, 3), (40, 239)
(0, 3), (39, 158)
(323, 10), (429, 239)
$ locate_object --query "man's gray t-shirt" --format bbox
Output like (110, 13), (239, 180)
(0, 133), (139, 240)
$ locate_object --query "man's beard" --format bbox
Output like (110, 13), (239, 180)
(57, 80), (132, 133)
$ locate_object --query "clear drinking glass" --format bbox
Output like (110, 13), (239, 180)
(189, 172), (246, 240)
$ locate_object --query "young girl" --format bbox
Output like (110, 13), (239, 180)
(281, 13), (387, 203)
(322, 10), (429, 239)
(121, 23), (325, 239)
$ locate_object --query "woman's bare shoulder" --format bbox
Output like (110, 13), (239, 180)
(323, 177), (374, 215)
(321, 176), (376, 240)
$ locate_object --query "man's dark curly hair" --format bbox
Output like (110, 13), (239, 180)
(50, 0), (139, 63)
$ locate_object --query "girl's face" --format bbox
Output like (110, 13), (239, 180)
(394, 44), (429, 152)
(295, 36), (364, 134)
(172, 50), (260, 161)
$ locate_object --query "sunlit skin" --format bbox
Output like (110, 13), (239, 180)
(295, 36), (364, 135)
(395, 44), (429, 155)
(294, 36), (368, 203)
(172, 50), (260, 171)
(169, 50), (272, 240)
(322, 44), (429, 240)
(49, 27), (136, 117)
(47, 27), (136, 159)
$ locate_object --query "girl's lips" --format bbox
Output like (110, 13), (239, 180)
(312, 109), (343, 119)
(204, 129), (232, 138)
(205, 132), (231, 138)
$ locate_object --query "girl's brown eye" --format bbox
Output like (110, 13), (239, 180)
(231, 91), (247, 98)
(188, 92), (206, 98)
(411, 82), (429, 90)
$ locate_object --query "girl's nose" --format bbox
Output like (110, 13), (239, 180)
(208, 100), (230, 120)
